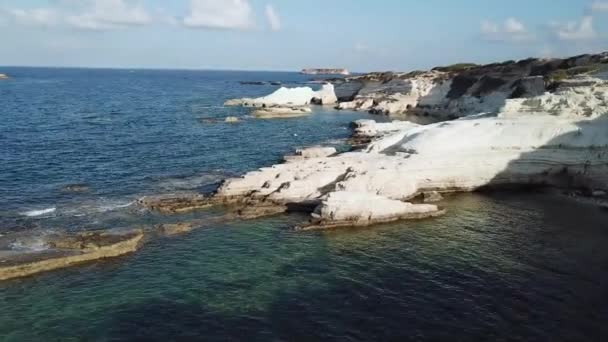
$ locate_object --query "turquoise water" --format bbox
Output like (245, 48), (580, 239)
(1, 68), (607, 341)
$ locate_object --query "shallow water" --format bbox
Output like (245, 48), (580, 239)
(1, 69), (608, 341)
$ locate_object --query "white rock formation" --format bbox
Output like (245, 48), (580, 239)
(311, 83), (338, 105)
(216, 81), (608, 228)
(225, 83), (337, 108)
(304, 191), (443, 229)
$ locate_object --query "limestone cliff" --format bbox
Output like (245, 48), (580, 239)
(332, 52), (608, 118)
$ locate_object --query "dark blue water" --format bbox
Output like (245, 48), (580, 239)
(1, 68), (607, 341)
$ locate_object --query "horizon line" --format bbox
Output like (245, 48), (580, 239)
(0, 65), (368, 74)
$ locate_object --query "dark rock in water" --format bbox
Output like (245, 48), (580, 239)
(0, 230), (144, 281)
(137, 194), (212, 214)
(240, 81), (267, 85)
(61, 183), (90, 193)
(270, 82), (282, 86)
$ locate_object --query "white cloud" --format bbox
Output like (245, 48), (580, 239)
(66, 0), (151, 30)
(554, 16), (596, 41)
(504, 17), (526, 34)
(183, 0), (254, 30)
(7, 8), (60, 27)
(481, 17), (534, 42)
(265, 4), (280, 31)
(591, 1), (608, 12)
(3, 0), (151, 30)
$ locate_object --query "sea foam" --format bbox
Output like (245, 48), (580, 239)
(21, 207), (56, 217)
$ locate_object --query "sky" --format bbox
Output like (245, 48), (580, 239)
(0, 0), (607, 72)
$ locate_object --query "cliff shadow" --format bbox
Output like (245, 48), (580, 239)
(478, 115), (608, 194)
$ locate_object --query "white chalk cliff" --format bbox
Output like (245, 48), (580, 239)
(332, 53), (608, 118)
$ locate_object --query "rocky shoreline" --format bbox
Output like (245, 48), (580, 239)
(2, 51), (608, 281)
(218, 51), (608, 230)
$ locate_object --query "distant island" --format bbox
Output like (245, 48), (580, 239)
(301, 68), (350, 76)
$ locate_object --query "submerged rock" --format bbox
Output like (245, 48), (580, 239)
(252, 107), (311, 119)
(61, 183), (90, 193)
(0, 230), (143, 281)
(137, 193), (212, 214)
(239, 81), (267, 85)
(157, 223), (195, 236)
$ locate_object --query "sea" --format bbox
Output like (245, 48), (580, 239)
(0, 67), (607, 341)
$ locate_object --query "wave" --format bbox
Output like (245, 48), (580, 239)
(19, 199), (135, 219)
(21, 207), (56, 217)
(62, 200), (135, 217)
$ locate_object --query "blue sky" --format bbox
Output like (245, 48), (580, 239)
(0, 0), (606, 71)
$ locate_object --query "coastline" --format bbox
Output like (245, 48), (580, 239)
(3, 51), (608, 280)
